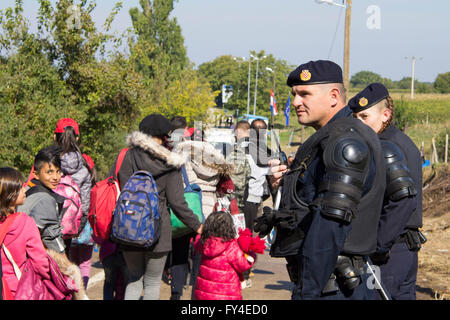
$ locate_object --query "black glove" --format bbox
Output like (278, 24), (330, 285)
(274, 210), (298, 231)
(254, 207), (276, 237)
(370, 250), (391, 265)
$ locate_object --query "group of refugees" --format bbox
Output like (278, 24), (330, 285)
(0, 59), (424, 301)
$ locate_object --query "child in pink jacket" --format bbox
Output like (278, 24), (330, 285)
(0, 168), (50, 298)
(193, 211), (255, 300)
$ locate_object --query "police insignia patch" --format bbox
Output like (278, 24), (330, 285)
(300, 70), (312, 82)
(359, 98), (369, 107)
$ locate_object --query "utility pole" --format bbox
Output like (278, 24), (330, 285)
(247, 56), (252, 115)
(316, 0), (351, 90)
(266, 67), (276, 129)
(343, 0), (352, 91)
(254, 58), (261, 116)
(251, 54), (267, 116)
(411, 56), (416, 100)
(405, 56), (423, 100)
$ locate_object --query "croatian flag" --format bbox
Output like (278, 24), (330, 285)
(270, 90), (278, 116)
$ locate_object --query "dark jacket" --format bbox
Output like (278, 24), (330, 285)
(376, 125), (422, 253)
(108, 131), (202, 252)
(288, 106), (384, 299)
(17, 180), (66, 253)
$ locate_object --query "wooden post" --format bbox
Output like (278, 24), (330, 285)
(445, 134), (449, 164)
(432, 138), (439, 164)
(420, 141), (425, 162)
(343, 0), (352, 92)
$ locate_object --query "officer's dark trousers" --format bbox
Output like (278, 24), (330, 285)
(292, 272), (376, 300)
(376, 242), (418, 300)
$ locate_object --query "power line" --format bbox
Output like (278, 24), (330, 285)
(328, 5), (344, 59)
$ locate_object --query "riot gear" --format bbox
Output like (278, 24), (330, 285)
(313, 133), (370, 224)
(267, 117), (385, 258)
(379, 126), (423, 229)
(381, 140), (417, 201)
(334, 255), (361, 291)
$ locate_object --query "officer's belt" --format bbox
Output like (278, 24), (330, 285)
(394, 234), (408, 244)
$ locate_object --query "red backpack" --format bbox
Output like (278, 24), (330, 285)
(88, 148), (128, 244)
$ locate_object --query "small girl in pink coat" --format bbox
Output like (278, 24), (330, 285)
(0, 167), (50, 299)
(193, 211), (254, 300)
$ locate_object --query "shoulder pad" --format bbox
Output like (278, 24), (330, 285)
(317, 131), (371, 224)
(381, 140), (417, 201)
(325, 132), (370, 172)
(380, 140), (405, 165)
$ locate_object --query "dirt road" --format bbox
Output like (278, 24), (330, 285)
(85, 247), (440, 300)
(85, 246), (293, 300)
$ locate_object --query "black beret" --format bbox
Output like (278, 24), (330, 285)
(139, 114), (174, 137)
(287, 60), (343, 87)
(348, 83), (389, 113)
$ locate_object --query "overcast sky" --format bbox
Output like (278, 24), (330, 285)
(2, 0), (449, 82)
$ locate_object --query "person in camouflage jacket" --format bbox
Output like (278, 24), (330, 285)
(226, 121), (251, 212)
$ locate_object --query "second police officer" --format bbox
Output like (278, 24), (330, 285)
(349, 83), (425, 300)
(256, 60), (387, 300)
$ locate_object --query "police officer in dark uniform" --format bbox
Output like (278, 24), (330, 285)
(349, 83), (425, 300)
(256, 60), (386, 300)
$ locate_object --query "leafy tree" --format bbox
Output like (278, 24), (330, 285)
(198, 51), (294, 118)
(416, 82), (436, 94)
(396, 77), (419, 90)
(0, 52), (77, 173)
(0, 0), (144, 177)
(434, 72), (450, 93)
(128, 0), (215, 125)
(350, 71), (383, 88)
(129, 0), (188, 98)
(141, 69), (219, 125)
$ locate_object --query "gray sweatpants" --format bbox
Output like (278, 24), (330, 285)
(122, 251), (169, 300)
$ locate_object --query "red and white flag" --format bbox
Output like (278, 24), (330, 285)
(270, 90), (278, 116)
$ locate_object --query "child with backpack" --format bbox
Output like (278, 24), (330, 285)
(53, 119), (94, 297)
(53, 118), (92, 251)
(193, 211), (255, 300)
(108, 114), (203, 300)
(0, 167), (51, 299)
(17, 146), (66, 254)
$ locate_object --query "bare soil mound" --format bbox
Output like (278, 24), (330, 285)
(417, 165), (449, 300)
(423, 165), (450, 218)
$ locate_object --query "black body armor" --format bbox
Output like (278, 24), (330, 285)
(380, 140), (417, 201)
(379, 125), (423, 229)
(269, 117), (386, 257)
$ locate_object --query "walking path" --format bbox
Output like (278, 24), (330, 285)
(86, 248), (293, 300)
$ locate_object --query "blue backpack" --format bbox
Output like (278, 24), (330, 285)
(111, 171), (161, 248)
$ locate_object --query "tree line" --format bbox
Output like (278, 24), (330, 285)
(350, 70), (450, 93)
(0, 0), (217, 177)
(1, 1), (449, 177)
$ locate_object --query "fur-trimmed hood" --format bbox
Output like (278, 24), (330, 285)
(127, 131), (185, 169)
(173, 140), (234, 177)
(47, 249), (86, 300)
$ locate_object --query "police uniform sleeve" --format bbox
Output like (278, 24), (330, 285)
(377, 196), (417, 253)
(299, 132), (371, 298)
(376, 140), (418, 253)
